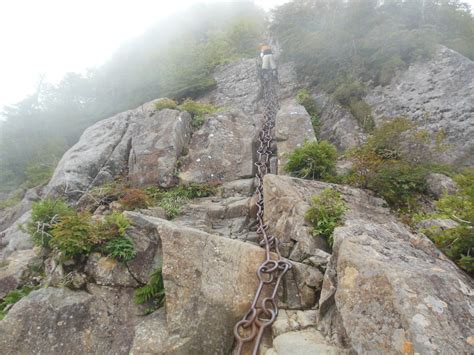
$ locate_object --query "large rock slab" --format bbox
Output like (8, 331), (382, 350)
(319, 211), (474, 353)
(313, 92), (366, 151)
(366, 46), (474, 166)
(128, 214), (318, 354)
(45, 100), (192, 201)
(128, 108), (191, 187)
(203, 58), (260, 114)
(263, 174), (389, 262)
(0, 286), (140, 354)
(179, 110), (259, 184)
(275, 102), (316, 174)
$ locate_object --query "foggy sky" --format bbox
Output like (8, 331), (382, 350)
(0, 0), (471, 111)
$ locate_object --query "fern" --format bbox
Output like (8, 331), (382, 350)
(105, 236), (136, 262)
(135, 267), (165, 314)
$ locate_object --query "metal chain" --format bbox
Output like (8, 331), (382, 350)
(233, 70), (292, 355)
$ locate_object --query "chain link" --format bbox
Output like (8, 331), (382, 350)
(233, 70), (292, 355)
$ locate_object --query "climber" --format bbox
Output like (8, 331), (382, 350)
(260, 43), (277, 80)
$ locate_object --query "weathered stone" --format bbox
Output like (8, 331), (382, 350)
(319, 215), (474, 354)
(0, 187), (41, 232)
(272, 310), (318, 338)
(272, 329), (349, 355)
(263, 174), (329, 260)
(416, 218), (459, 232)
(85, 253), (138, 287)
(313, 91), (366, 151)
(275, 102), (316, 174)
(179, 110), (259, 184)
(0, 286), (140, 354)
(128, 109), (191, 187)
(125, 214), (313, 354)
(45, 100), (192, 202)
(203, 58), (260, 114)
(218, 178), (255, 198)
(366, 46), (474, 166)
(426, 172), (458, 199)
(0, 211), (33, 261)
(0, 249), (39, 298)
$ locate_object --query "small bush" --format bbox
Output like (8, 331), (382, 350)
(191, 115), (205, 130)
(105, 236), (136, 262)
(178, 99), (218, 117)
(154, 98), (177, 111)
(367, 161), (428, 210)
(305, 188), (347, 247)
(49, 212), (95, 257)
(333, 81), (366, 106)
(135, 267), (165, 314)
(118, 189), (150, 210)
(0, 285), (39, 320)
(284, 140), (338, 180)
(27, 199), (74, 248)
(348, 99), (375, 132)
(422, 168), (474, 273)
(296, 89), (321, 137)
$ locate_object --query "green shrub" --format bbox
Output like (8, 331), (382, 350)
(296, 89), (321, 137)
(348, 99), (375, 132)
(367, 161), (428, 210)
(135, 267), (165, 314)
(333, 81), (366, 106)
(178, 99), (218, 117)
(49, 212), (95, 257)
(154, 98), (178, 111)
(105, 236), (136, 262)
(305, 188), (347, 247)
(27, 199), (74, 248)
(0, 285), (39, 320)
(191, 115), (205, 130)
(284, 140), (338, 180)
(422, 168), (474, 273)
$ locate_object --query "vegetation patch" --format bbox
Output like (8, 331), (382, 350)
(305, 188), (347, 247)
(27, 199), (136, 262)
(0, 285), (39, 320)
(284, 140), (338, 180)
(145, 183), (216, 218)
(419, 168), (474, 274)
(135, 267), (165, 315)
(296, 89), (321, 137)
(345, 117), (451, 212)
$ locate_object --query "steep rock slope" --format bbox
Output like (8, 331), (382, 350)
(366, 46), (474, 165)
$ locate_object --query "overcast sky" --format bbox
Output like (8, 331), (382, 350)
(0, 0), (472, 111)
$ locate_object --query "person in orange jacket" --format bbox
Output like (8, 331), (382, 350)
(260, 43), (277, 79)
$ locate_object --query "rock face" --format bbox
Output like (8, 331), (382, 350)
(366, 46), (474, 166)
(0, 211), (37, 298)
(318, 208), (474, 353)
(263, 174), (474, 354)
(128, 214), (321, 354)
(313, 92), (366, 151)
(0, 286), (139, 354)
(179, 110), (259, 184)
(204, 58), (260, 114)
(0, 187), (41, 232)
(274, 102), (316, 174)
(426, 172), (458, 199)
(128, 108), (191, 187)
(45, 100), (192, 201)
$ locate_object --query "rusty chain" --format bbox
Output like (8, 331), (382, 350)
(233, 69), (292, 355)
